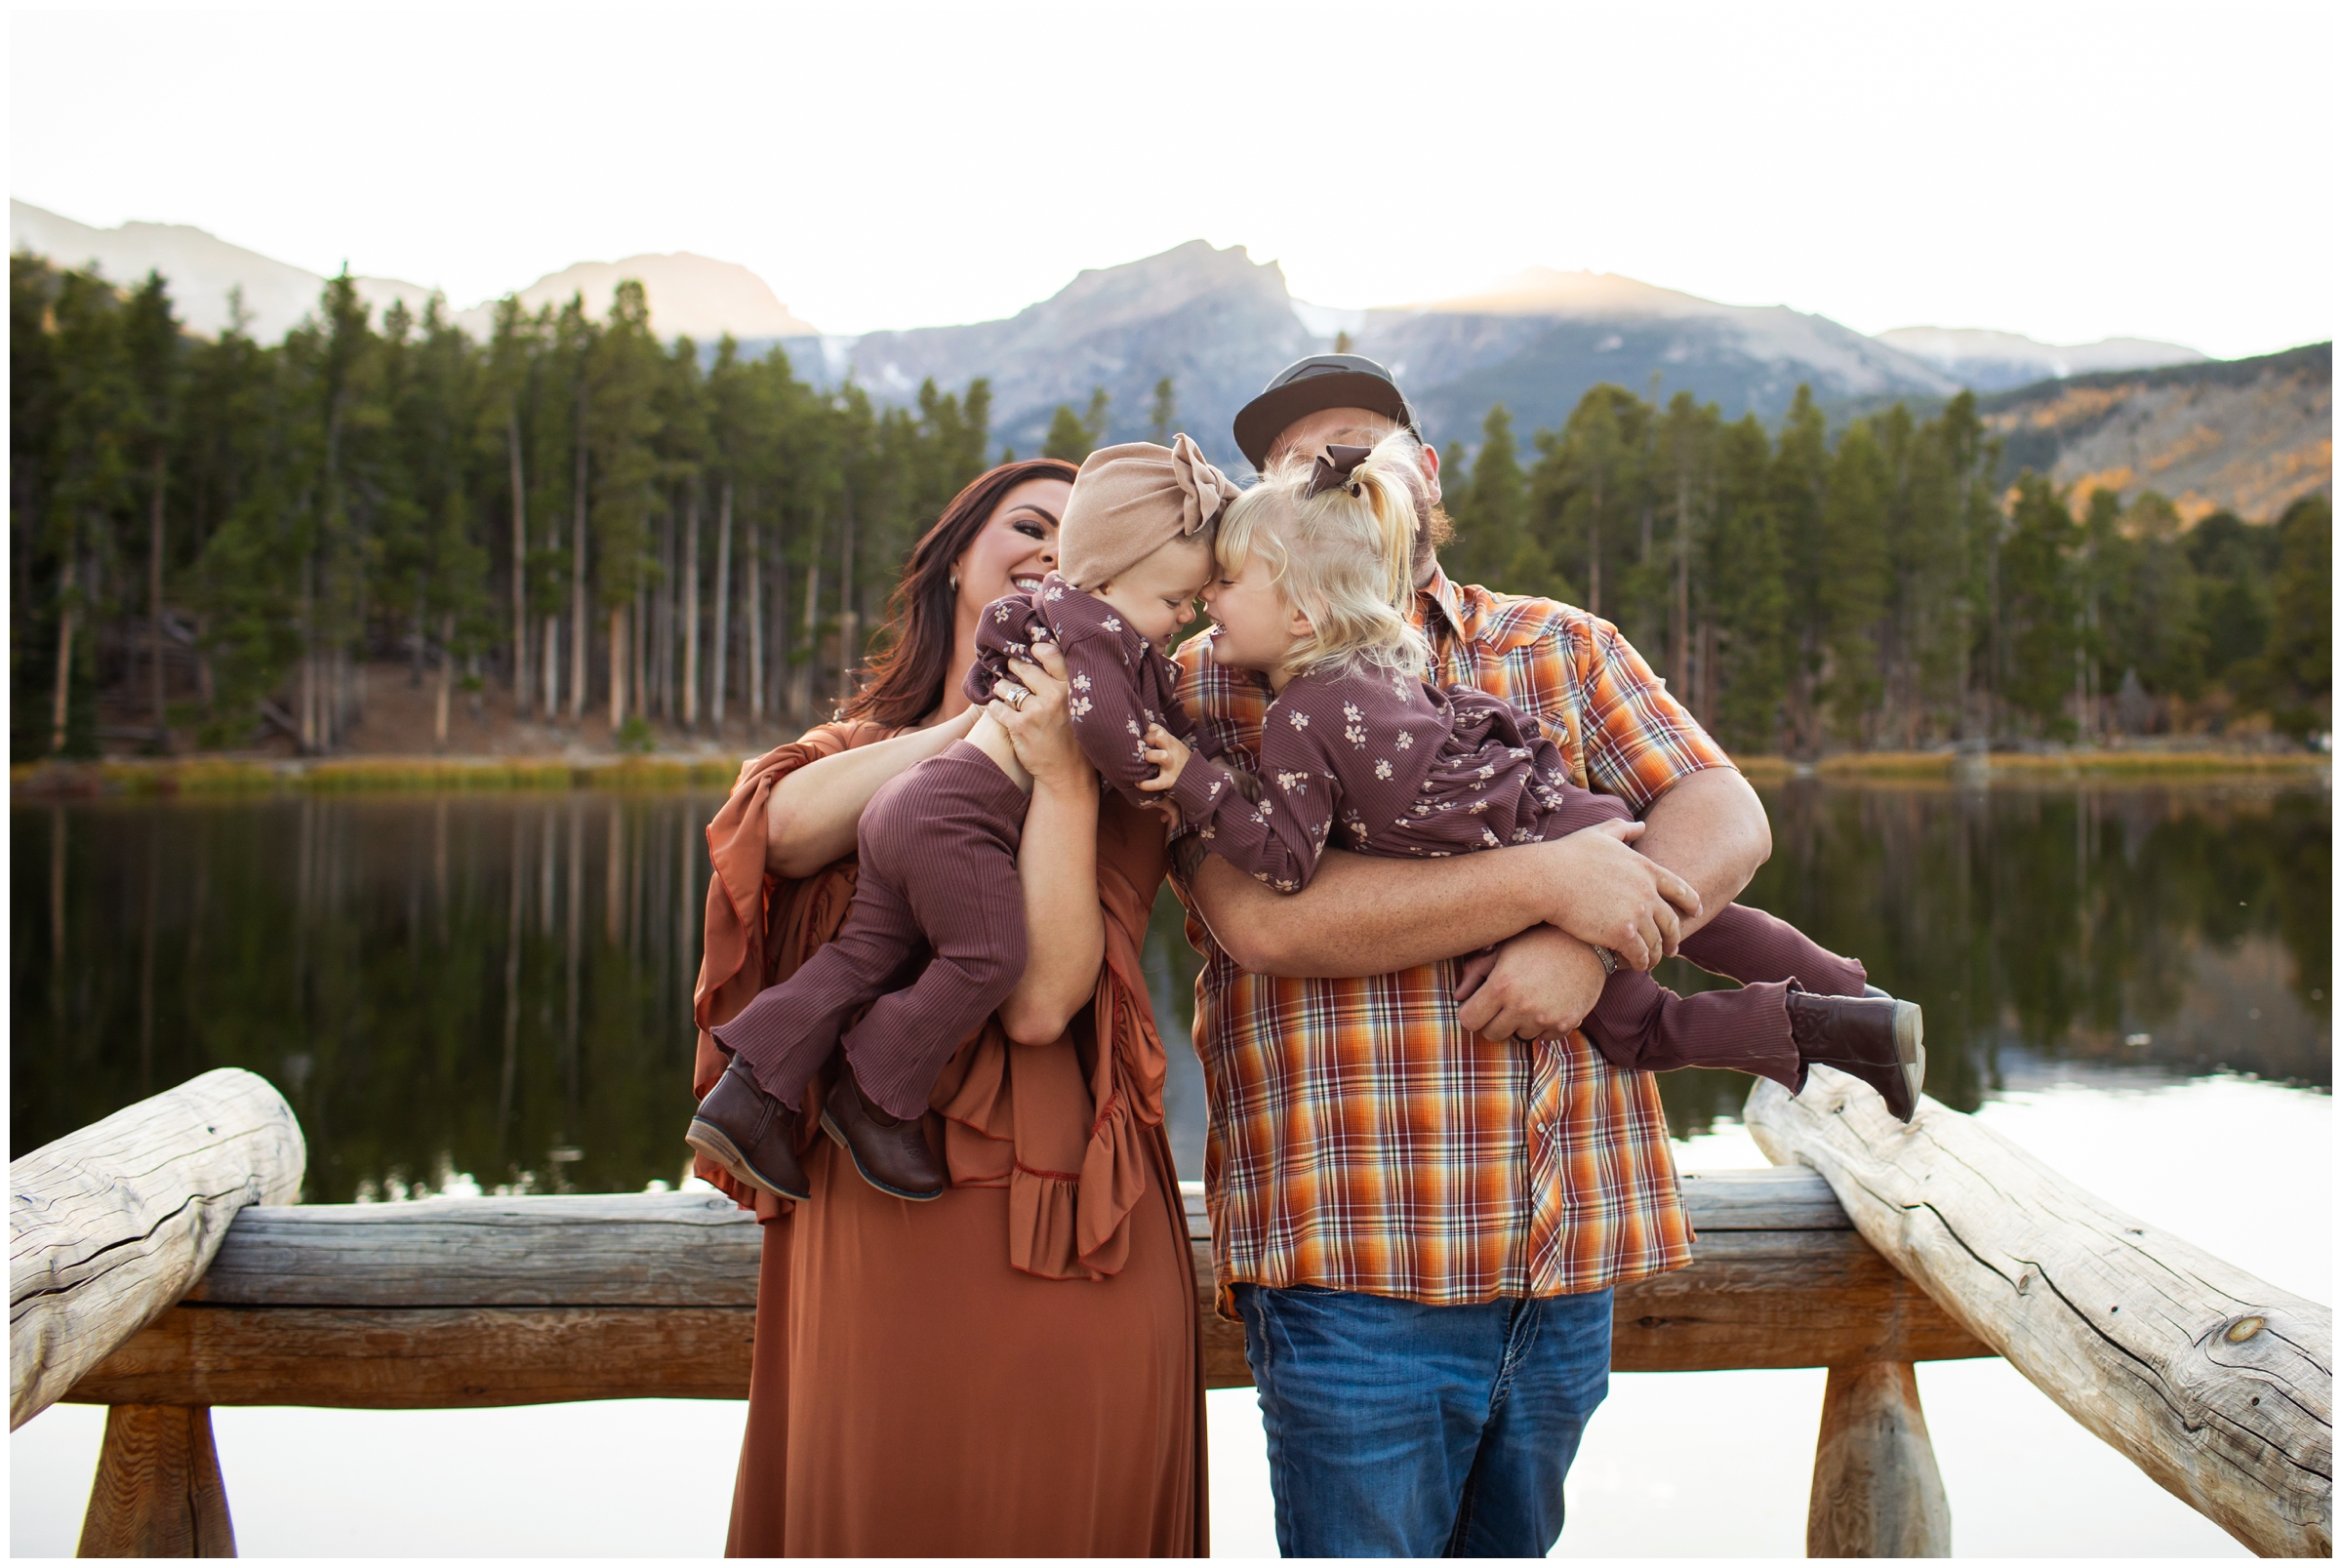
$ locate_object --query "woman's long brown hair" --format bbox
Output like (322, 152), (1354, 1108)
(841, 457), (1080, 731)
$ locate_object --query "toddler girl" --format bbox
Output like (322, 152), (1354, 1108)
(1145, 434), (1925, 1118)
(688, 437), (1235, 1202)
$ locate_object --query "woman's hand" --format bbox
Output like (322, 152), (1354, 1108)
(1541, 819), (1701, 971)
(987, 640), (1089, 791)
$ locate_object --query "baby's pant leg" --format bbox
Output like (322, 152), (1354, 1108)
(713, 877), (924, 1108)
(838, 755), (1030, 1120)
(1583, 969), (1800, 1087)
(1678, 905), (1867, 995)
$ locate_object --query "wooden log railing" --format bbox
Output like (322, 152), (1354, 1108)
(28, 1068), (2329, 1558)
(65, 1167), (1986, 1413)
(57, 1161), (1985, 1556)
(12, 1068), (304, 1429)
(1751, 1066), (2334, 1559)
(12, 1069), (303, 1558)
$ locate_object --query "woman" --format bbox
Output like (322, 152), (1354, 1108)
(692, 458), (1205, 1556)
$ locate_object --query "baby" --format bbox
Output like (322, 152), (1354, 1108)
(688, 437), (1235, 1203)
(1145, 434), (1926, 1118)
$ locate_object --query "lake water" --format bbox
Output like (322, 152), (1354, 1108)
(11, 777), (2330, 1556)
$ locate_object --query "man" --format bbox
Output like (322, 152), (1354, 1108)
(1170, 354), (1773, 1557)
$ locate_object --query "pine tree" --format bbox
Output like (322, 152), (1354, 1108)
(1704, 414), (1789, 751)
(1769, 386), (1831, 752)
(1043, 403), (1095, 463)
(588, 280), (663, 732)
(2099, 491), (2203, 712)
(119, 271), (182, 743)
(1654, 393), (1716, 701)
(481, 298), (540, 718)
(1530, 386), (1639, 621)
(1999, 474), (2080, 734)
(1447, 405), (1555, 597)
(1148, 377), (1177, 446)
(2256, 495), (2331, 737)
(1816, 420), (1891, 742)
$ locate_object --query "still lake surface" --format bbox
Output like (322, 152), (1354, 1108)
(13, 778), (2328, 1186)
(11, 777), (2331, 1556)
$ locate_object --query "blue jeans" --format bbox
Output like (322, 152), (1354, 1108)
(1233, 1283), (1613, 1557)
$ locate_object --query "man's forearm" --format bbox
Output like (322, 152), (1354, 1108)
(1183, 840), (1562, 978)
(1633, 766), (1771, 939)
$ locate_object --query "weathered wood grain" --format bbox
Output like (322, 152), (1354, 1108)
(1806, 1363), (1950, 1557)
(187, 1191), (760, 1307)
(75, 1403), (235, 1557)
(12, 1069), (303, 1429)
(1677, 1165), (1854, 1231)
(65, 1169), (1989, 1407)
(68, 1305), (757, 1409)
(1749, 1067), (2332, 1558)
(1612, 1230), (1989, 1372)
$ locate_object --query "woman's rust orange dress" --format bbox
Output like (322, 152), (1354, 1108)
(693, 720), (1205, 1556)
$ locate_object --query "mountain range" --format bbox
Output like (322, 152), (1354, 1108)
(15, 198), (2318, 518)
(9, 199), (815, 345)
(1977, 343), (2331, 524)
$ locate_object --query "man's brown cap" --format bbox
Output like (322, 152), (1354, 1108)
(1232, 353), (1423, 471)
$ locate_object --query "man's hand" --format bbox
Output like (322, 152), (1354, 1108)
(1454, 925), (1608, 1042)
(1543, 820), (1701, 970)
(1632, 766), (1771, 943)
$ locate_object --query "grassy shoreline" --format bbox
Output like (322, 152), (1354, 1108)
(11, 746), (2326, 798)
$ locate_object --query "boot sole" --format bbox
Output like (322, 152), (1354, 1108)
(818, 1108), (945, 1202)
(1894, 1001), (1926, 1118)
(686, 1119), (811, 1202)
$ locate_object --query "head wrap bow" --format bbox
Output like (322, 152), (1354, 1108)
(1306, 444), (1374, 500)
(1057, 433), (1239, 589)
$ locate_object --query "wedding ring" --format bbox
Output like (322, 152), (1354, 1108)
(1001, 682), (1030, 710)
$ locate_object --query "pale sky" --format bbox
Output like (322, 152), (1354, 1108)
(10, 0), (2334, 359)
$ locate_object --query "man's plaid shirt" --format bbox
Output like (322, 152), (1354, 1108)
(1170, 568), (1731, 1316)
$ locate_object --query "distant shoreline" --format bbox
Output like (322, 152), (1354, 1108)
(11, 745), (2327, 799)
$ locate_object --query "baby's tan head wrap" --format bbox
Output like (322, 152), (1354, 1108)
(1057, 433), (1239, 589)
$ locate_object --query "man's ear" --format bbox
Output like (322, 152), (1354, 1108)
(1418, 442), (1443, 507)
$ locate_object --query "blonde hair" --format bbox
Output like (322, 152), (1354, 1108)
(1216, 428), (1432, 678)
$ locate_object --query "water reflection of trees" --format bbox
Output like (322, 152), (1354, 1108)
(12, 783), (2327, 1191)
(13, 795), (719, 1202)
(1652, 782), (2330, 1137)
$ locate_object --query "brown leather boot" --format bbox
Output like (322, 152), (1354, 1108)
(686, 1059), (811, 1201)
(819, 1060), (946, 1201)
(1789, 990), (1925, 1122)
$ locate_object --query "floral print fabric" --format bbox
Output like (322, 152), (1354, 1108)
(963, 572), (1204, 812)
(1168, 666), (1626, 894)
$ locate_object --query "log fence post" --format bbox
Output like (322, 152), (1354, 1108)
(1806, 1361), (1951, 1556)
(76, 1404), (236, 1557)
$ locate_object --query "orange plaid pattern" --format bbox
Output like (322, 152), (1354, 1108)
(1171, 569), (1732, 1315)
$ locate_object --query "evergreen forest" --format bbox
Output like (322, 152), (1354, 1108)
(11, 255), (2330, 762)
(1438, 389), (2329, 753)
